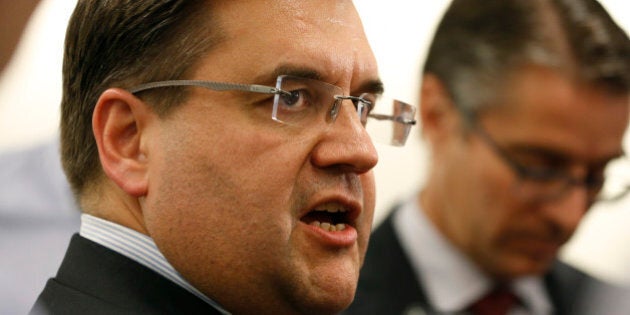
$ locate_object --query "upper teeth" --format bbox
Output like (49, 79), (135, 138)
(315, 203), (348, 213)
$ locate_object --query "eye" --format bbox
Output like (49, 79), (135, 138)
(363, 94), (378, 114)
(355, 93), (377, 125)
(522, 165), (564, 182)
(281, 90), (301, 106)
(512, 156), (566, 183)
(278, 89), (312, 111)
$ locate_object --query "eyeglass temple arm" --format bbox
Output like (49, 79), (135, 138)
(599, 185), (630, 203)
(368, 113), (417, 125)
(128, 80), (286, 95)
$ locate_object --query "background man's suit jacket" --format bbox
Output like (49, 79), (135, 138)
(31, 234), (224, 315)
(346, 212), (616, 315)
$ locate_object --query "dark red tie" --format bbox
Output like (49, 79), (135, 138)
(468, 286), (518, 315)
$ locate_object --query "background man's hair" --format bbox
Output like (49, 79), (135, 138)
(423, 0), (629, 113)
(61, 0), (222, 198)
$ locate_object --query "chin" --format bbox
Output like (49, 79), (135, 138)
(288, 250), (361, 314)
(313, 283), (357, 314)
(496, 255), (555, 280)
(294, 275), (357, 315)
(298, 296), (354, 315)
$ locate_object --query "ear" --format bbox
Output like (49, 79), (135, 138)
(419, 73), (459, 146)
(92, 88), (156, 197)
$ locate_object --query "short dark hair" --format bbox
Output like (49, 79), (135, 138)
(60, 0), (222, 197)
(423, 0), (630, 112)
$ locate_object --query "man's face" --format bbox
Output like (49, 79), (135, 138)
(140, 1), (378, 314)
(427, 65), (628, 280)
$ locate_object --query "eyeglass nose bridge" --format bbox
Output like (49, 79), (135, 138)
(330, 95), (371, 123)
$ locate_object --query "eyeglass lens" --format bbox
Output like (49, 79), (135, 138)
(273, 75), (416, 146)
(513, 155), (630, 203)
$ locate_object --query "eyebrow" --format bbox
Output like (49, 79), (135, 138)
(358, 79), (385, 96)
(271, 65), (323, 81)
(255, 64), (385, 96)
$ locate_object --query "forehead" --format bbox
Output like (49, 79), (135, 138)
(191, 0), (378, 89)
(484, 65), (629, 159)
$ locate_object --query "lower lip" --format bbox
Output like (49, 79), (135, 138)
(301, 222), (358, 247)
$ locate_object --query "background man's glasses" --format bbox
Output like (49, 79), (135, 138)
(471, 123), (630, 204)
(130, 75), (417, 146)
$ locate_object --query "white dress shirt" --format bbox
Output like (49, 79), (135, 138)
(392, 195), (552, 315)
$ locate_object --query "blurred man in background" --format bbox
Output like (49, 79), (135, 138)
(348, 0), (629, 314)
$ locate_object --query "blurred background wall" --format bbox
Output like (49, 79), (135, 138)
(0, 0), (628, 305)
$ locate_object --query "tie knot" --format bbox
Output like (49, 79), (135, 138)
(468, 286), (518, 315)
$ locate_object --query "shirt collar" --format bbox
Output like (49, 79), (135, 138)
(79, 214), (231, 315)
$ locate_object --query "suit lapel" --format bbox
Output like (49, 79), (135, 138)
(349, 209), (435, 314)
(36, 234), (224, 315)
(544, 261), (590, 315)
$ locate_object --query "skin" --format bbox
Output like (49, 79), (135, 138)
(420, 65), (629, 281)
(91, 0), (379, 314)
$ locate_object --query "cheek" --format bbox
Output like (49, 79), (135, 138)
(358, 172), (375, 251)
(470, 152), (536, 257)
(143, 120), (312, 283)
(453, 145), (517, 242)
(163, 125), (308, 221)
(362, 173), (376, 216)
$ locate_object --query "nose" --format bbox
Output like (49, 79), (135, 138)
(310, 100), (378, 173)
(540, 185), (589, 238)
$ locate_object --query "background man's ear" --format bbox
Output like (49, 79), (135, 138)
(92, 88), (156, 197)
(419, 73), (459, 145)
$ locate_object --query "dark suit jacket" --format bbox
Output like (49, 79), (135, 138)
(31, 234), (224, 315)
(345, 210), (610, 315)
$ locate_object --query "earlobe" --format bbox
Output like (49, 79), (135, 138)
(92, 88), (154, 197)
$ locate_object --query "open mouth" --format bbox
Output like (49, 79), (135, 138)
(301, 202), (353, 232)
